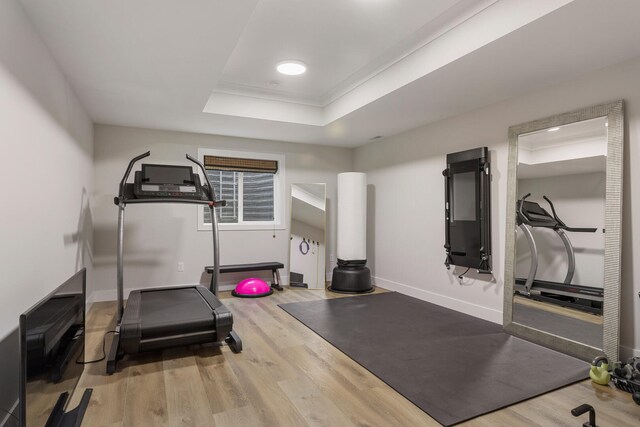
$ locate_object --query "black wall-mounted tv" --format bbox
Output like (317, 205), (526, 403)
(19, 268), (92, 427)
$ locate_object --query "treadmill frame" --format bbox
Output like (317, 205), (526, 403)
(514, 195), (603, 313)
(107, 152), (239, 375)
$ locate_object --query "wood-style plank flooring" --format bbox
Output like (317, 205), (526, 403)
(70, 287), (640, 426)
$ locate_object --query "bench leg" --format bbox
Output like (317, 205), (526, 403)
(272, 269), (283, 291)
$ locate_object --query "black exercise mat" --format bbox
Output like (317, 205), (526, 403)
(280, 292), (587, 426)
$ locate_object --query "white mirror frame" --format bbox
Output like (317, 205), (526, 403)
(503, 100), (624, 362)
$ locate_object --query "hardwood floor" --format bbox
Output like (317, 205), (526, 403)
(70, 287), (639, 426)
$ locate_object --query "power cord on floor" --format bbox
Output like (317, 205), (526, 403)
(1, 406), (18, 423)
(457, 267), (471, 280)
(76, 330), (118, 364)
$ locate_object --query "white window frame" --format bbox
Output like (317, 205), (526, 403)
(197, 148), (286, 231)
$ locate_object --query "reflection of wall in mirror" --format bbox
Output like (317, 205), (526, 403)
(290, 219), (325, 288)
(515, 172), (605, 287)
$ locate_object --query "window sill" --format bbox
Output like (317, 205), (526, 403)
(198, 223), (287, 232)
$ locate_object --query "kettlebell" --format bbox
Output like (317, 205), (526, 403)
(589, 356), (610, 385)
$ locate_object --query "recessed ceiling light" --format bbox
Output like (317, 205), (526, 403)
(605, 122), (608, 127)
(547, 127), (560, 132)
(277, 60), (306, 76)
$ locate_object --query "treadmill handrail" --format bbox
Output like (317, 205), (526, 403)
(565, 226), (598, 233)
(120, 197), (214, 205)
(542, 195), (596, 232)
(186, 153), (216, 202)
(518, 195), (597, 232)
(518, 193), (530, 217)
(185, 153), (221, 295)
(543, 195), (567, 228)
(119, 151), (150, 201)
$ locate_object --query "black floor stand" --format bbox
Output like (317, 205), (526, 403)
(45, 388), (92, 427)
(329, 261), (373, 294)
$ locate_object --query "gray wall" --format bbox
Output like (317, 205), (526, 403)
(0, 0), (93, 422)
(91, 125), (353, 299)
(355, 56), (640, 357)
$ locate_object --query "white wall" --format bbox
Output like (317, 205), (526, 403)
(515, 173), (605, 286)
(91, 125), (351, 298)
(0, 0), (93, 420)
(354, 56), (640, 357)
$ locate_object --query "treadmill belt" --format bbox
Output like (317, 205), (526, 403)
(140, 288), (214, 339)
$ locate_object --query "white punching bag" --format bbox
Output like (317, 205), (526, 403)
(337, 173), (367, 261)
(330, 172), (372, 293)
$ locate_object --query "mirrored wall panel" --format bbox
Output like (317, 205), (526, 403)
(514, 117), (607, 348)
(20, 269), (86, 426)
(504, 100), (624, 362)
(289, 184), (326, 289)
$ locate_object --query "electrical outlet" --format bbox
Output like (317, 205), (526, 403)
(177, 262), (184, 272)
(330, 254), (336, 262)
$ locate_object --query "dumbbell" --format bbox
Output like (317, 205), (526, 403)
(614, 357), (640, 381)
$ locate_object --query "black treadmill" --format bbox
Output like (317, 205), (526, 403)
(25, 294), (83, 382)
(515, 193), (603, 314)
(106, 152), (241, 375)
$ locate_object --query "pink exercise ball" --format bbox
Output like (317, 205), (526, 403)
(232, 277), (273, 298)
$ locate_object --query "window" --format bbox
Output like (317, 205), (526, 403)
(198, 149), (285, 231)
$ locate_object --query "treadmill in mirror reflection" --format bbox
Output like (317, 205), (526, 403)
(20, 269), (86, 427)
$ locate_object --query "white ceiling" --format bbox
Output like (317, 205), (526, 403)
(18, 0), (640, 147)
(217, 0), (486, 105)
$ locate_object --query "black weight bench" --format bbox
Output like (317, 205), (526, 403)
(206, 262), (285, 292)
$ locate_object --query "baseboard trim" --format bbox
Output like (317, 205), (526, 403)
(620, 344), (640, 359)
(373, 276), (503, 324)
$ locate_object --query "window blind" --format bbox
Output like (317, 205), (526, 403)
(204, 155), (278, 174)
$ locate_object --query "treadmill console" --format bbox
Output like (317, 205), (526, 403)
(133, 164), (205, 200)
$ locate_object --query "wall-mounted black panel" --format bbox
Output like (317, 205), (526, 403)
(443, 147), (491, 272)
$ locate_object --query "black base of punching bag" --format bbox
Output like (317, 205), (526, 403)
(328, 260), (373, 294)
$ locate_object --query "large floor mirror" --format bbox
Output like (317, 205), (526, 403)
(504, 100), (624, 362)
(289, 184), (326, 289)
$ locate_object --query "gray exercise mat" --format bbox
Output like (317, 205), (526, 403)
(279, 292), (587, 426)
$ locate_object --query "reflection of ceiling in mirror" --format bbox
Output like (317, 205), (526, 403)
(291, 184), (326, 231)
(518, 117), (607, 179)
(518, 157), (606, 179)
(295, 184), (326, 200)
(519, 117), (607, 149)
(291, 184), (326, 211)
(291, 197), (325, 230)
